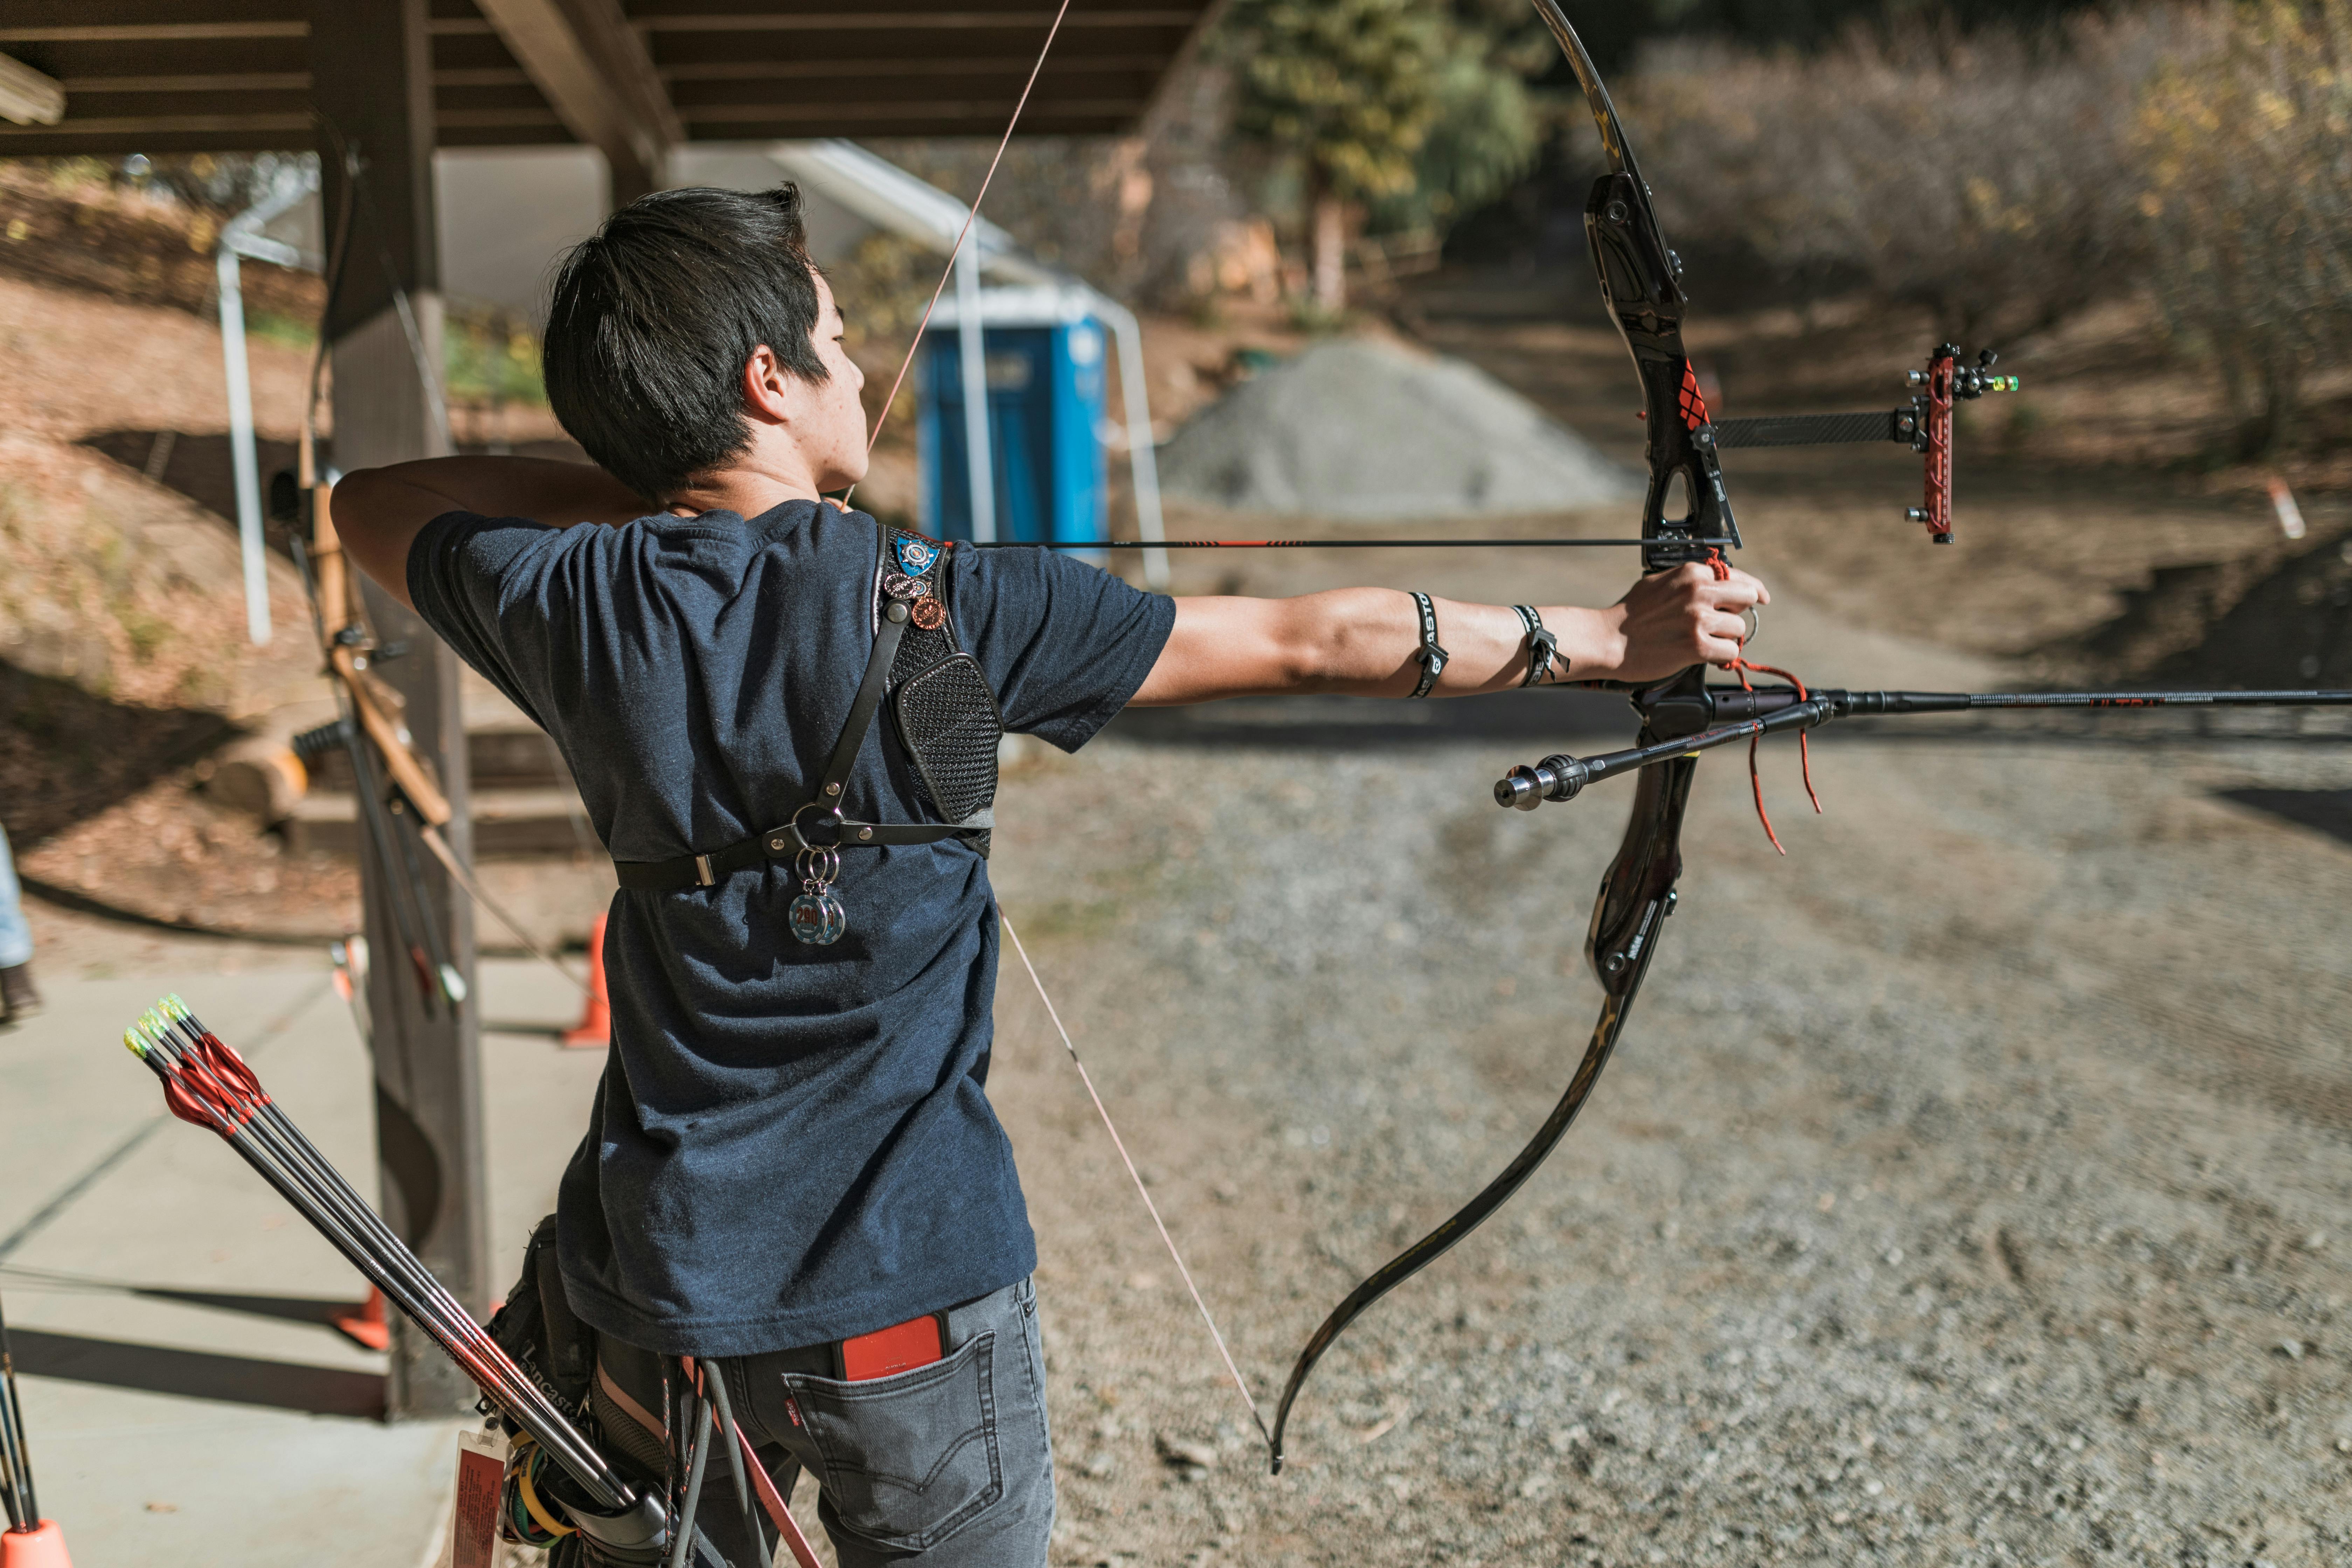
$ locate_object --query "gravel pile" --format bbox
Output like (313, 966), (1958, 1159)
(1156, 338), (1637, 519)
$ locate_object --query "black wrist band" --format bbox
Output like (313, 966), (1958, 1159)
(1511, 604), (1561, 687)
(1408, 591), (1448, 699)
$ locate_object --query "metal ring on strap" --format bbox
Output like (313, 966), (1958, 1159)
(787, 802), (844, 852)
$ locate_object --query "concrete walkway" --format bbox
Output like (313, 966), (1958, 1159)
(0, 954), (605, 1566)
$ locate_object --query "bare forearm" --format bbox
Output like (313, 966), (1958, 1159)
(329, 456), (649, 610)
(338, 456), (648, 532)
(1274, 590), (1613, 696)
(1133, 591), (1611, 705)
(1131, 568), (1770, 707)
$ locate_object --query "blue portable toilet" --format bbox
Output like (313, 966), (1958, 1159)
(917, 284), (1108, 551)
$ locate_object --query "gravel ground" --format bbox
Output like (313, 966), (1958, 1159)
(970, 546), (2352, 1568)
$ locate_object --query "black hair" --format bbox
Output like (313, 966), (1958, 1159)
(541, 183), (827, 502)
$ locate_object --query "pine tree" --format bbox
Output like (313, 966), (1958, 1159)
(1226, 0), (1449, 312)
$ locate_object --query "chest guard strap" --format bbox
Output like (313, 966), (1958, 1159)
(613, 527), (998, 894)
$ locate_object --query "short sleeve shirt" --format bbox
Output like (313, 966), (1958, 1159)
(408, 499), (1174, 1357)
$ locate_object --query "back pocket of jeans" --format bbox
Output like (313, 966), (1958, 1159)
(784, 1330), (1001, 1550)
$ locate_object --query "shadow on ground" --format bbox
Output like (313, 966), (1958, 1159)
(81, 429), (304, 555)
(11, 875), (324, 945)
(1106, 688), (1629, 752)
(9, 1328), (384, 1418)
(0, 658), (239, 847)
(2218, 787), (2352, 848)
(125, 1285), (378, 1335)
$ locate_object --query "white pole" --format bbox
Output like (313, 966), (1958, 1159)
(215, 243), (271, 645)
(955, 245), (997, 544)
(1094, 299), (1168, 591)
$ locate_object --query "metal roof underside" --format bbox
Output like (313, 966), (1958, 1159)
(0, 0), (1213, 158)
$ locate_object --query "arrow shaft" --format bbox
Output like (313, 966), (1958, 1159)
(965, 536), (1739, 551)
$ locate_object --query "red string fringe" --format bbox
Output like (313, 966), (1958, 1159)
(1706, 551), (1821, 854)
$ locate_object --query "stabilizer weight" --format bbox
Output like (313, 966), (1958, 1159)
(1496, 755), (1591, 810)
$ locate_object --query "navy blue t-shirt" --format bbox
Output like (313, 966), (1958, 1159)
(408, 499), (1174, 1356)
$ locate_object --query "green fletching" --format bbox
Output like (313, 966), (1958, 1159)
(123, 1028), (147, 1058)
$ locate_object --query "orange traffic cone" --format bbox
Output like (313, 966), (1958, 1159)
(0, 1521), (73, 1568)
(329, 1286), (390, 1352)
(561, 913), (611, 1050)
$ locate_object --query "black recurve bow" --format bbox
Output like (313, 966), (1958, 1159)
(1264, 1), (1728, 1473)
(1261, 0), (2352, 1475)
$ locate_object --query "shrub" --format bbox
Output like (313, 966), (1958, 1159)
(1619, 13), (2173, 342)
(443, 303), (546, 410)
(2135, 0), (2352, 457)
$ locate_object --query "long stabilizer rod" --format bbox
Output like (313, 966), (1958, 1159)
(1497, 687), (2352, 809)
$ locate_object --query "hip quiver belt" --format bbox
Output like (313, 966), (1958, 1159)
(613, 528), (1002, 898)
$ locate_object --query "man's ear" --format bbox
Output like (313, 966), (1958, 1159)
(741, 343), (796, 427)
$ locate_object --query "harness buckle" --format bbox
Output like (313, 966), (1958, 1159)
(693, 854), (714, 887)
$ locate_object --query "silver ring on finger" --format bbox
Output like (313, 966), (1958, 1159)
(1741, 605), (1761, 646)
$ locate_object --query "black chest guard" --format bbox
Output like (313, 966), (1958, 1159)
(612, 526), (1001, 894)
(875, 527), (1002, 843)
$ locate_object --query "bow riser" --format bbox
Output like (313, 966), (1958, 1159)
(1586, 176), (1740, 570)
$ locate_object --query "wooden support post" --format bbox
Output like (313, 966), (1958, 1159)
(310, 0), (490, 1422)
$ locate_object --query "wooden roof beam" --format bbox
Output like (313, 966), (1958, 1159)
(470, 0), (680, 202)
(0, 49), (64, 124)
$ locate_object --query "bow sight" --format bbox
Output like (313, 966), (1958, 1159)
(1714, 345), (2021, 543)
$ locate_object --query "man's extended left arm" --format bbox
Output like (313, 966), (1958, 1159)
(331, 454), (1765, 700)
(1130, 567), (1768, 704)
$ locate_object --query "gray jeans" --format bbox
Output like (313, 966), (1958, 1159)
(597, 1277), (1055, 1568)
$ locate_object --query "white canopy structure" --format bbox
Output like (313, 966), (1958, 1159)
(767, 139), (1168, 588)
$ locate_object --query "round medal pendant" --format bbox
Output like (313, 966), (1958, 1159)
(787, 889), (847, 946)
(910, 594), (946, 630)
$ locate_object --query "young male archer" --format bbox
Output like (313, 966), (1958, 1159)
(331, 183), (1767, 1566)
